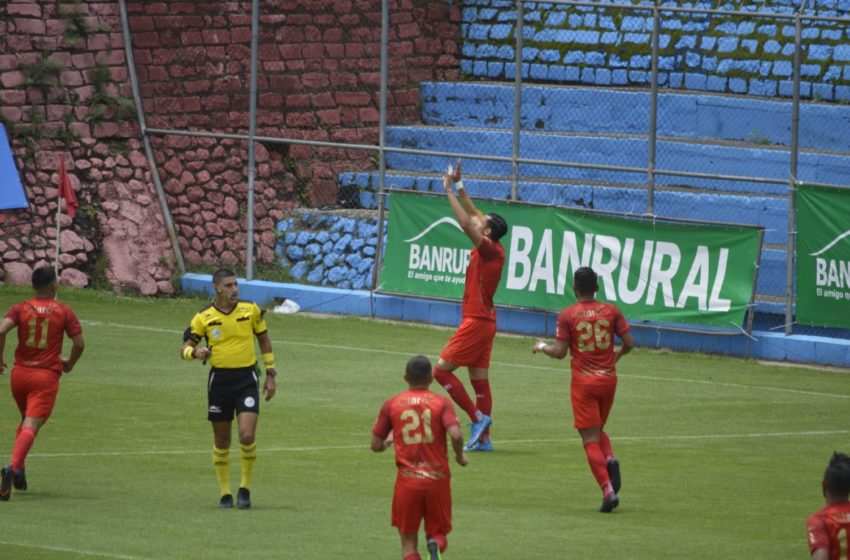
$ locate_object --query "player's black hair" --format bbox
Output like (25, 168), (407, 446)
(405, 355), (432, 384)
(823, 452), (850, 499)
(574, 266), (598, 296)
(31, 266), (57, 289)
(486, 212), (508, 242)
(212, 268), (237, 285)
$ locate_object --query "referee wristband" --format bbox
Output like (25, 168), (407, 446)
(454, 180), (464, 191)
(262, 352), (276, 371)
(182, 346), (195, 361)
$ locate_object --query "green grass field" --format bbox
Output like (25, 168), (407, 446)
(0, 286), (847, 559)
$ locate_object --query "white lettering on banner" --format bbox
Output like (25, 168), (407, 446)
(506, 228), (734, 312)
(618, 239), (654, 304)
(816, 258), (850, 289)
(507, 226), (534, 290)
(409, 244), (470, 274)
(646, 241), (680, 308)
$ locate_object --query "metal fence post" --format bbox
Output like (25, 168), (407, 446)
(371, 0), (390, 292)
(647, 0), (660, 215)
(785, 1), (806, 336)
(117, 0), (186, 275)
(511, 0), (525, 202)
(246, 0), (260, 280)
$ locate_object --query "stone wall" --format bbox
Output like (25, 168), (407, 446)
(461, 0), (850, 101)
(0, 0), (461, 294)
(0, 0), (174, 293)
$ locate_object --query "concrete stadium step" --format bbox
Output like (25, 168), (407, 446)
(420, 81), (850, 152)
(380, 125), (849, 196)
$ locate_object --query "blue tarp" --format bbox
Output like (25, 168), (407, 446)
(0, 123), (28, 210)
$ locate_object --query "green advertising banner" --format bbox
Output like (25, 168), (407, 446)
(379, 191), (763, 328)
(796, 184), (850, 328)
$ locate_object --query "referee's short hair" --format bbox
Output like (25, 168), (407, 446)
(212, 268), (237, 285)
(32, 266), (57, 289)
(574, 266), (598, 296)
(405, 355), (432, 383)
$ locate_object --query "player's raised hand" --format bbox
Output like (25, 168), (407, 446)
(450, 158), (462, 182)
(443, 172), (453, 193)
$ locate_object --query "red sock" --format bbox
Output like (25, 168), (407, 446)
(11, 426), (37, 472)
(583, 441), (613, 497)
(15, 422), (25, 469)
(433, 368), (478, 422)
(470, 379), (491, 437)
(403, 554), (421, 560)
(599, 430), (614, 462)
(432, 534), (448, 552)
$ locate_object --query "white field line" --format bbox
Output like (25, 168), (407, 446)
(30, 429), (850, 459)
(83, 320), (850, 401)
(0, 540), (152, 560)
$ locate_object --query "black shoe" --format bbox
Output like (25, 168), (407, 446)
(12, 468), (27, 491)
(426, 538), (442, 560)
(236, 487), (251, 509)
(606, 459), (621, 493)
(0, 465), (12, 502)
(599, 492), (619, 513)
(219, 494), (234, 509)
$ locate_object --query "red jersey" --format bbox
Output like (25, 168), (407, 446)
(6, 297), (82, 374)
(372, 388), (459, 484)
(807, 502), (850, 559)
(556, 300), (630, 381)
(462, 237), (505, 322)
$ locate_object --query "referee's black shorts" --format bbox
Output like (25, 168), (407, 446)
(206, 365), (260, 422)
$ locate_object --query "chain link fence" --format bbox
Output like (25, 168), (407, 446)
(123, 0), (850, 340)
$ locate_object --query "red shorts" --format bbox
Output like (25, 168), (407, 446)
(570, 376), (617, 429)
(391, 476), (452, 536)
(439, 317), (496, 369)
(10, 366), (61, 420)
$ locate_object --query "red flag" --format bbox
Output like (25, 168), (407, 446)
(58, 158), (78, 220)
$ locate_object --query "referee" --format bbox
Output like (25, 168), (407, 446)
(181, 268), (278, 509)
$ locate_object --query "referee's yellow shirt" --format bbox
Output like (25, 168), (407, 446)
(189, 301), (268, 368)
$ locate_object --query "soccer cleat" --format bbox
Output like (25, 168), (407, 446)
(466, 437), (494, 452)
(12, 468), (27, 491)
(599, 492), (620, 513)
(606, 459), (621, 493)
(219, 494), (234, 509)
(0, 465), (12, 502)
(466, 413), (491, 449)
(236, 487), (251, 509)
(426, 538), (442, 560)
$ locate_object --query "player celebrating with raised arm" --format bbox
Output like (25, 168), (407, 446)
(806, 452), (850, 560)
(434, 159), (508, 452)
(0, 266), (85, 501)
(181, 268), (277, 509)
(371, 355), (468, 560)
(532, 266), (635, 513)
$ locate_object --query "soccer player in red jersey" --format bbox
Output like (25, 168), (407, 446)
(434, 160), (508, 452)
(0, 266), (85, 501)
(807, 452), (850, 560)
(372, 355), (468, 560)
(532, 266), (634, 513)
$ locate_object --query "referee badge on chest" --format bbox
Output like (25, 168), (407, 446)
(211, 328), (222, 339)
